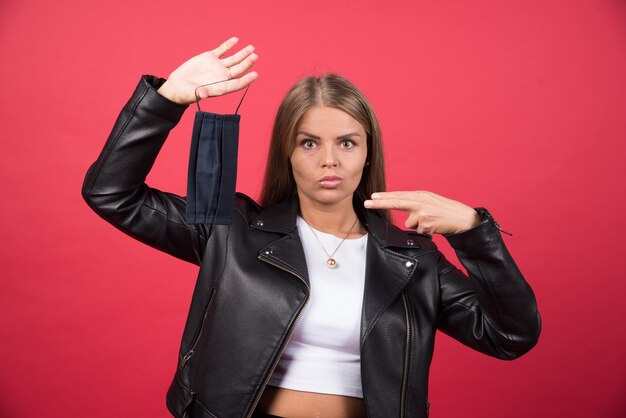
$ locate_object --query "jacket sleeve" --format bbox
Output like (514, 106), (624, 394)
(82, 75), (210, 266)
(436, 208), (541, 359)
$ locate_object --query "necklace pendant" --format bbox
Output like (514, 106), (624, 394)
(327, 258), (337, 269)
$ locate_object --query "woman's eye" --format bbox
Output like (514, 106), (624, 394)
(340, 140), (355, 149)
(302, 140), (316, 149)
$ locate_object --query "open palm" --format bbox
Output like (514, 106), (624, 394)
(157, 37), (258, 105)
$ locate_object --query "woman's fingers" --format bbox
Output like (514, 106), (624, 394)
(364, 196), (434, 233)
(371, 191), (417, 199)
(203, 40), (258, 97)
(195, 70), (258, 99)
(211, 37), (239, 58)
(226, 71), (259, 93)
(364, 191), (426, 211)
(197, 44), (258, 98)
(363, 197), (414, 211)
(221, 45), (255, 69)
(226, 52), (258, 79)
(404, 213), (423, 231)
(364, 190), (480, 235)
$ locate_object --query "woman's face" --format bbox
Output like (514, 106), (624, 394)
(290, 105), (368, 209)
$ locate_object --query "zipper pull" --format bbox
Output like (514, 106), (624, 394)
(476, 207), (513, 236)
(494, 220), (513, 236)
(180, 350), (194, 369)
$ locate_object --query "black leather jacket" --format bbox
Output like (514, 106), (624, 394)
(82, 76), (541, 418)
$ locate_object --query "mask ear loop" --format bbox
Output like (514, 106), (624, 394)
(234, 85), (250, 115)
(194, 80), (251, 115)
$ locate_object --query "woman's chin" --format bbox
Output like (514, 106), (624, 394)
(299, 189), (355, 208)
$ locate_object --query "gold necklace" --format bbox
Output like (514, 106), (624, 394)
(302, 217), (359, 269)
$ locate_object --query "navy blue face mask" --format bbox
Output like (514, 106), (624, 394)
(185, 81), (249, 225)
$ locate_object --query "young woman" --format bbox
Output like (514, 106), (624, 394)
(83, 37), (540, 418)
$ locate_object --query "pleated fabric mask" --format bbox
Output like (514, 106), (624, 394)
(186, 81), (249, 224)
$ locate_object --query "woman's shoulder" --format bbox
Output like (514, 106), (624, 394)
(233, 192), (263, 222)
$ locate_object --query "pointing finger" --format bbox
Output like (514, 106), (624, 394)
(371, 191), (429, 200)
(363, 198), (414, 212)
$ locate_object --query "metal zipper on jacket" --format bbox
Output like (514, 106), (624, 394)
(246, 254), (310, 418)
(180, 287), (216, 369)
(493, 220), (512, 236)
(479, 208), (513, 236)
(400, 292), (411, 418)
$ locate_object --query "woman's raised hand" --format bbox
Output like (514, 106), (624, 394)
(364, 191), (481, 235)
(157, 37), (259, 105)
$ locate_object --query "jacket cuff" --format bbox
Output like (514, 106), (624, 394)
(138, 75), (189, 122)
(443, 208), (505, 252)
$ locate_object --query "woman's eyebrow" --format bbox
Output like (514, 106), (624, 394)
(337, 132), (362, 140)
(295, 131), (320, 139)
(296, 131), (362, 139)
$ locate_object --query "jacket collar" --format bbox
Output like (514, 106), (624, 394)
(252, 195), (429, 250)
(252, 195), (299, 234)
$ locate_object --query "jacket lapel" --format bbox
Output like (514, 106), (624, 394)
(252, 196), (310, 286)
(360, 213), (426, 346)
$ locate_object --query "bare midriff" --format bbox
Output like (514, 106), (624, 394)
(256, 386), (367, 418)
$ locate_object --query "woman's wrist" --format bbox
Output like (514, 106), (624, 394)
(156, 80), (181, 104)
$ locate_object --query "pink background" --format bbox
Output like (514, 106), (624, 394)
(1, 0), (625, 416)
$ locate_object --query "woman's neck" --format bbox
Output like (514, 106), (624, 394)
(298, 196), (366, 238)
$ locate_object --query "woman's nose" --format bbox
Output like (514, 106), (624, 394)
(321, 145), (338, 167)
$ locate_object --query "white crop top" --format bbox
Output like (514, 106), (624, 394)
(268, 216), (368, 398)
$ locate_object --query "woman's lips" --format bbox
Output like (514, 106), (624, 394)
(319, 176), (342, 188)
